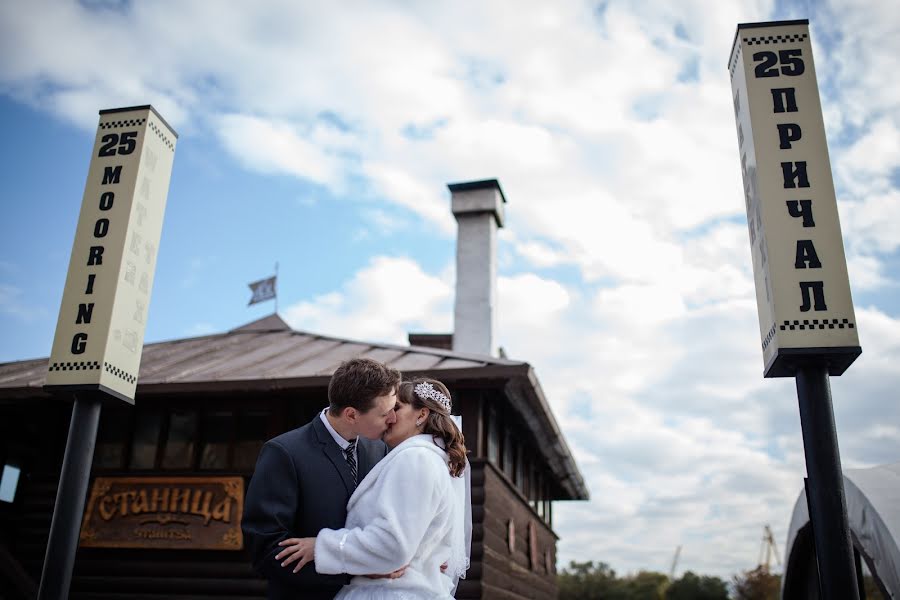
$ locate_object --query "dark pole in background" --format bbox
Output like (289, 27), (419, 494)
(795, 364), (860, 600)
(37, 393), (102, 600)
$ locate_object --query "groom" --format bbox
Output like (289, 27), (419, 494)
(242, 358), (401, 599)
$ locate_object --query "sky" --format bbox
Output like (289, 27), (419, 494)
(2, 0), (900, 581)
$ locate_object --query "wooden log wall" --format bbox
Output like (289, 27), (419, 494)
(6, 456), (561, 600)
(2, 390), (564, 599)
(0, 400), (268, 600)
(7, 472), (267, 600)
(467, 458), (559, 600)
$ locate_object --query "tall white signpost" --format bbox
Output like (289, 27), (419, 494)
(729, 20), (861, 598)
(39, 106), (177, 600)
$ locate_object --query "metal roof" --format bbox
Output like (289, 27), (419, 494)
(0, 314), (588, 500)
(0, 315), (514, 389)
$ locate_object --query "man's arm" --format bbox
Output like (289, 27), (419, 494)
(242, 440), (339, 587)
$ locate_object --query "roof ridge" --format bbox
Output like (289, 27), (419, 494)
(230, 313), (291, 332)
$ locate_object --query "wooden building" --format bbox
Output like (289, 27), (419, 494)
(0, 313), (588, 599)
(1, 178), (587, 599)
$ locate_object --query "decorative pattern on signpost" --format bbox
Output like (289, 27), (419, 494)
(729, 21), (860, 378)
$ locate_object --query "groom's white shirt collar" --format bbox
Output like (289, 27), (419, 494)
(320, 409), (358, 460)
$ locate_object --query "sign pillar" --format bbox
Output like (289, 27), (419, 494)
(38, 105), (177, 600)
(729, 20), (860, 599)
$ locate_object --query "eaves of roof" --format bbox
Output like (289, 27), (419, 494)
(0, 316), (588, 500)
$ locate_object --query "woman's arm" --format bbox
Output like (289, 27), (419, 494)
(277, 448), (445, 575)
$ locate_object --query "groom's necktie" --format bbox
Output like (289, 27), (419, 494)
(344, 439), (357, 487)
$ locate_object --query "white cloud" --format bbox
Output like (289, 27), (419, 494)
(513, 239), (569, 269)
(217, 114), (347, 189)
(845, 252), (890, 291)
(362, 162), (455, 234)
(499, 273), (570, 326)
(838, 117), (900, 186)
(282, 256), (452, 343)
(594, 283), (687, 329)
(840, 188), (900, 255)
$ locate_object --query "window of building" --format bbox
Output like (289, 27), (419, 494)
(0, 464), (21, 503)
(129, 412), (162, 469)
(199, 411), (233, 470)
(487, 405), (500, 465)
(515, 446), (526, 492)
(528, 465), (540, 512)
(161, 411), (197, 469)
(94, 409), (131, 470)
(234, 411), (268, 471)
(502, 427), (515, 477)
(114, 406), (269, 471)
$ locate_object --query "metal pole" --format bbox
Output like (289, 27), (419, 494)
(795, 364), (860, 600)
(37, 394), (102, 600)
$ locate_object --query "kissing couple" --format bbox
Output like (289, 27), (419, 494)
(242, 358), (471, 599)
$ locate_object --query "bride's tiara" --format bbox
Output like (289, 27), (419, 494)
(414, 381), (451, 413)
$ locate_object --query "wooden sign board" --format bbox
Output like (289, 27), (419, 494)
(79, 476), (243, 550)
(728, 20), (861, 377)
(45, 105), (177, 403)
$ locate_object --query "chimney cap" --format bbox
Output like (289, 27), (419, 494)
(447, 179), (507, 204)
(448, 178), (506, 227)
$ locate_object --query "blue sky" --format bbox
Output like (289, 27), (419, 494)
(3, 0), (900, 579)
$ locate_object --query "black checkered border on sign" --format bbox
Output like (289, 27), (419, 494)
(99, 118), (146, 130)
(149, 121), (175, 152)
(743, 33), (808, 46)
(104, 361), (137, 385)
(761, 323), (777, 351)
(780, 318), (855, 331)
(49, 360), (100, 372)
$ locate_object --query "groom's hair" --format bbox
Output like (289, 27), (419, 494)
(328, 358), (401, 415)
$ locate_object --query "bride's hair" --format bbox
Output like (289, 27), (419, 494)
(398, 378), (467, 477)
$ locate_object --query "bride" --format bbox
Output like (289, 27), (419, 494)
(275, 377), (471, 599)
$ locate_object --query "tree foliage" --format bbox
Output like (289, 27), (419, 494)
(665, 571), (728, 600)
(557, 561), (625, 600)
(557, 561), (727, 600)
(732, 566), (781, 600)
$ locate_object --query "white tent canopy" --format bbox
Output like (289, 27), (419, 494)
(784, 462), (900, 598)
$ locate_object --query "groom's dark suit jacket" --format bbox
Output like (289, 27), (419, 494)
(242, 414), (389, 600)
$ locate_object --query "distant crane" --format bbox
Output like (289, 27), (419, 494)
(758, 524), (781, 571)
(669, 545), (682, 580)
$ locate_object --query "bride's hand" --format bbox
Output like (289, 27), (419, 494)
(276, 537), (316, 573)
(364, 564), (408, 579)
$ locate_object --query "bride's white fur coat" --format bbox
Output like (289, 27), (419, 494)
(314, 434), (456, 597)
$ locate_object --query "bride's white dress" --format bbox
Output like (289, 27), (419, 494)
(314, 434), (468, 599)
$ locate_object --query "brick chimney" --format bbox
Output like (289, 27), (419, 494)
(448, 179), (506, 356)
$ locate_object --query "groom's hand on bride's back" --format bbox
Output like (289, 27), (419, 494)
(364, 564), (408, 579)
(363, 561), (447, 579)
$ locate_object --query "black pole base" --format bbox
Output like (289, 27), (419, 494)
(795, 365), (860, 600)
(37, 394), (102, 600)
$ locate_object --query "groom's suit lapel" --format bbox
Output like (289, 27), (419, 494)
(312, 416), (355, 496)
